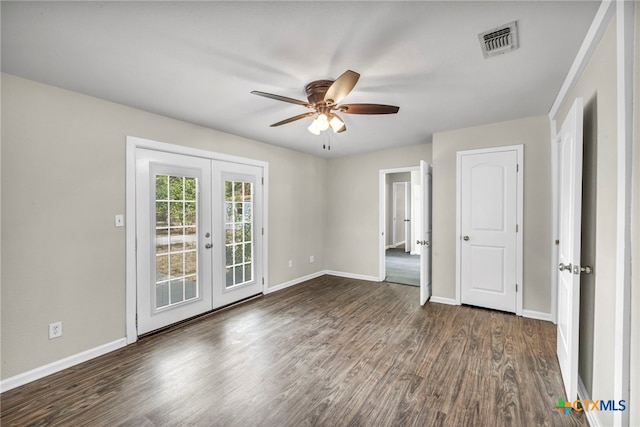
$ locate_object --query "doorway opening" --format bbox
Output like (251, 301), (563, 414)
(379, 167), (420, 287)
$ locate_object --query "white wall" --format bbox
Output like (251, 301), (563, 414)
(0, 73), (327, 379)
(431, 115), (552, 313)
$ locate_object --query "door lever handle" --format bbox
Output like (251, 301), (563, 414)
(205, 243), (213, 249)
(463, 235), (470, 241)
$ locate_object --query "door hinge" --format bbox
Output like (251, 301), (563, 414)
(515, 284), (518, 292)
(516, 224), (519, 232)
(516, 164), (519, 172)
(135, 314), (138, 328)
(261, 177), (264, 185)
(262, 227), (264, 235)
(262, 277), (264, 285)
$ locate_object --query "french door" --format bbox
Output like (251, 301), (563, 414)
(136, 149), (263, 335)
(211, 161), (263, 308)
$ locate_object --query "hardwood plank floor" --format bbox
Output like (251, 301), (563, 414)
(1, 275), (586, 426)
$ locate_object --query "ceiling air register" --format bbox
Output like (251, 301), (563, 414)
(478, 21), (519, 58)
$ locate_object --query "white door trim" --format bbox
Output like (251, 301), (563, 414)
(613, 2), (634, 424)
(455, 145), (523, 315)
(125, 136), (269, 344)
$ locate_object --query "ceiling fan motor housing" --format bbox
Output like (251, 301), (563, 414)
(305, 80), (334, 106)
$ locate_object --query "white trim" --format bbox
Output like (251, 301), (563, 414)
(578, 375), (603, 427)
(324, 270), (380, 282)
(264, 271), (325, 294)
(0, 338), (127, 393)
(429, 296), (459, 306)
(550, 129), (560, 324)
(521, 310), (553, 322)
(548, 1), (615, 120)
(455, 144), (524, 315)
(614, 2), (634, 426)
(125, 135), (269, 343)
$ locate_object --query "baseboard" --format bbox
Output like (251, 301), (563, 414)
(522, 309), (553, 322)
(578, 375), (601, 426)
(429, 296), (459, 305)
(0, 338), (127, 393)
(264, 271), (326, 294)
(324, 270), (380, 282)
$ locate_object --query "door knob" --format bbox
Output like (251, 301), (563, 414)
(205, 243), (213, 249)
(463, 236), (470, 241)
(558, 262), (572, 272)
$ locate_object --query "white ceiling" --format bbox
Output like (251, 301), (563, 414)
(1, 1), (600, 158)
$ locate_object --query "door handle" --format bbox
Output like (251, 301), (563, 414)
(575, 265), (593, 275)
(463, 235), (470, 241)
(416, 240), (430, 246)
(558, 262), (572, 272)
(205, 243), (213, 249)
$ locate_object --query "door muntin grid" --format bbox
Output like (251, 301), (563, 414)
(155, 174), (199, 310)
(224, 180), (254, 288)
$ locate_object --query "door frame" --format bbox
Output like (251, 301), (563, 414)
(125, 136), (269, 344)
(378, 167), (419, 283)
(455, 145), (524, 315)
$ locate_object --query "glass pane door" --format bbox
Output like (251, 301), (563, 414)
(212, 162), (263, 308)
(136, 149), (212, 334)
(155, 174), (199, 308)
(225, 180), (254, 288)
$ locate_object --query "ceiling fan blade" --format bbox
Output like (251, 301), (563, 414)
(270, 112), (315, 127)
(251, 91), (311, 108)
(324, 70), (360, 105)
(338, 103), (400, 114)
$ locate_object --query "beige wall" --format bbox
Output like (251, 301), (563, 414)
(431, 115), (551, 313)
(0, 74), (328, 379)
(325, 144), (431, 278)
(554, 18), (617, 425)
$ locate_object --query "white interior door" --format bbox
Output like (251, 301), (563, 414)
(136, 149), (213, 334)
(393, 182), (406, 247)
(556, 98), (584, 400)
(459, 148), (519, 313)
(419, 161), (432, 305)
(212, 161), (263, 308)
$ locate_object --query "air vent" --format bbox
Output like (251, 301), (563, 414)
(478, 21), (518, 58)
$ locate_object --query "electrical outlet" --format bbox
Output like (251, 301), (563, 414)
(49, 321), (63, 339)
(114, 214), (124, 227)
(309, 255), (315, 263)
(288, 260), (293, 268)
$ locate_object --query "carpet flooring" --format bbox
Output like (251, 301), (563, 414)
(385, 246), (420, 286)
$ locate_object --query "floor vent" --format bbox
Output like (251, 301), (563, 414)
(478, 21), (518, 58)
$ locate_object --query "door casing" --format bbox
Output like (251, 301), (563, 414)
(455, 145), (523, 315)
(125, 136), (269, 344)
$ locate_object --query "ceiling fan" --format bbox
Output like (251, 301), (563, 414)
(251, 70), (399, 135)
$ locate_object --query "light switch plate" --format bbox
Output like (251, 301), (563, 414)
(115, 214), (125, 227)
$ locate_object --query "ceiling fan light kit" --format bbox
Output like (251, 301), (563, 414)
(251, 70), (399, 139)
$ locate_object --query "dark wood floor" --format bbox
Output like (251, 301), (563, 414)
(1, 275), (585, 426)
